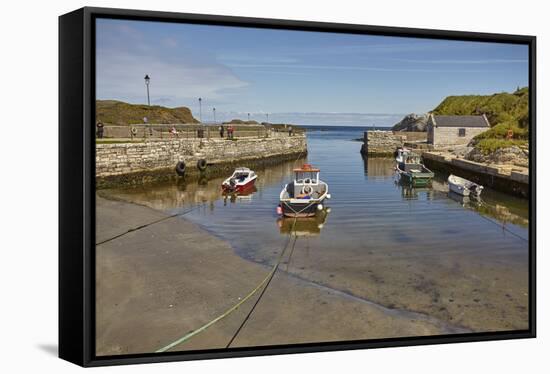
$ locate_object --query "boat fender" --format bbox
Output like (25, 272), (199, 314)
(175, 161), (186, 176)
(276, 205), (283, 215)
(326, 207), (332, 214)
(197, 158), (208, 171)
(326, 193), (331, 199)
(317, 204), (324, 211)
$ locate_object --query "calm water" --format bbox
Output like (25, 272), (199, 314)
(104, 125), (530, 331)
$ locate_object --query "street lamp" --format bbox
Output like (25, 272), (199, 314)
(247, 113), (250, 122)
(144, 75), (150, 106)
(213, 107), (216, 123)
(198, 97), (202, 123)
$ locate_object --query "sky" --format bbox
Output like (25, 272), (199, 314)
(96, 18), (529, 126)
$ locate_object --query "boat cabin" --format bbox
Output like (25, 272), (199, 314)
(395, 148), (424, 173)
(288, 164), (325, 199)
(231, 167), (255, 182)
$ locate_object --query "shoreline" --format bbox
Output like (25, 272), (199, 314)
(96, 195), (468, 356)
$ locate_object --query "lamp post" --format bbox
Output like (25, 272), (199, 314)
(266, 113), (269, 123)
(247, 113), (250, 122)
(213, 107), (216, 123)
(144, 75), (150, 106)
(198, 97), (202, 123)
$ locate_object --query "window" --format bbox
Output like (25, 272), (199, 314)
(458, 128), (466, 137)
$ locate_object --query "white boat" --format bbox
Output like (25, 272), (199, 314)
(279, 164), (331, 217)
(221, 167), (257, 193)
(447, 174), (483, 197)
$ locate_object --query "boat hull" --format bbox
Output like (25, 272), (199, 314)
(222, 176), (256, 193)
(280, 199), (325, 218)
(396, 168), (433, 187)
(447, 175), (483, 198)
(449, 182), (470, 196)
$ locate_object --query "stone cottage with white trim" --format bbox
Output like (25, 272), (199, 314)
(427, 114), (490, 147)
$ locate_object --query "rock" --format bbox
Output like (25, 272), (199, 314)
(392, 113), (429, 132)
(465, 146), (528, 167)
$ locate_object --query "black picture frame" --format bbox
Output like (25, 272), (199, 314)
(59, 6), (536, 367)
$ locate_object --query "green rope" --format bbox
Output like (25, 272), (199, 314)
(155, 218), (298, 353)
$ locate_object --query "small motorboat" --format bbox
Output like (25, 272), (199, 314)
(221, 167), (257, 193)
(278, 164), (330, 217)
(448, 174), (483, 197)
(394, 147), (434, 186)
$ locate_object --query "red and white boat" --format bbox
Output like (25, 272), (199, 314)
(222, 167), (257, 193)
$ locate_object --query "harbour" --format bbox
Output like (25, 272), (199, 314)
(97, 125), (529, 355)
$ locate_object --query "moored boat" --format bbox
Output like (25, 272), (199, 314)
(394, 147), (434, 186)
(448, 174), (483, 197)
(221, 167), (257, 193)
(278, 164), (331, 217)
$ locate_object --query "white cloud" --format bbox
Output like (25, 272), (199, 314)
(96, 23), (248, 107)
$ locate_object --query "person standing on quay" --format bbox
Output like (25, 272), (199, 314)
(219, 124), (224, 138)
(288, 125), (293, 137)
(96, 121), (104, 139)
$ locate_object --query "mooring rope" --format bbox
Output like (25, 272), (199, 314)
(225, 228), (299, 348)
(155, 217), (298, 353)
(475, 198), (528, 242)
(96, 203), (204, 246)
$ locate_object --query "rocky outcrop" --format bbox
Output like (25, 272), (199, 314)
(392, 113), (429, 132)
(465, 146), (528, 168)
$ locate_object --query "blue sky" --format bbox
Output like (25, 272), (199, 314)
(96, 18), (528, 126)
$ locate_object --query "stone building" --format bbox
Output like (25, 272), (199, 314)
(427, 114), (490, 147)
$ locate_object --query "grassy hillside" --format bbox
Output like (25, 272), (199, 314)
(96, 100), (199, 126)
(432, 87), (529, 154)
(223, 119), (260, 125)
(432, 87), (529, 129)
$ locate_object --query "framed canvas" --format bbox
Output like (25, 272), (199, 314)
(59, 6), (536, 367)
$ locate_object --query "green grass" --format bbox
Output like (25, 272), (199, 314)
(96, 100), (199, 126)
(432, 87), (530, 153)
(432, 87), (529, 129)
(474, 122), (529, 141)
(476, 138), (528, 154)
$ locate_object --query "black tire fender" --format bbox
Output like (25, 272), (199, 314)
(197, 158), (208, 171)
(175, 161), (186, 176)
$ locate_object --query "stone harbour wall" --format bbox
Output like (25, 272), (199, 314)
(360, 131), (406, 156)
(96, 135), (307, 187)
(422, 151), (529, 198)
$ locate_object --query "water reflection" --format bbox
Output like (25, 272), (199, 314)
(102, 157), (307, 212)
(276, 208), (331, 237)
(362, 156), (528, 227)
(361, 155), (395, 177)
(222, 186), (258, 205)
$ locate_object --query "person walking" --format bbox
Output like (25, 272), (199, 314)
(219, 124), (224, 138)
(288, 125), (293, 137)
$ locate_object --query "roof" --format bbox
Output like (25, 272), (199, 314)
(430, 114), (490, 128)
(294, 164), (320, 172)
